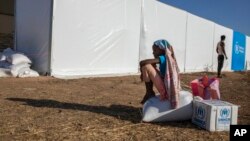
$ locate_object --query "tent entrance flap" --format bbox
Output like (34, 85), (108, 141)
(15, 0), (52, 74)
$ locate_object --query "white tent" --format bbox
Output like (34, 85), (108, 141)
(16, 0), (141, 78)
(15, 0), (250, 78)
(246, 37), (250, 70)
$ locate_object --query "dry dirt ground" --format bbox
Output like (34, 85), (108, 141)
(0, 72), (249, 141)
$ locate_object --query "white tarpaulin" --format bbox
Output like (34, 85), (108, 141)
(15, 0), (51, 74)
(14, 0), (250, 77)
(140, 0), (187, 72)
(51, 0), (141, 77)
(185, 14), (215, 72)
(212, 24), (233, 72)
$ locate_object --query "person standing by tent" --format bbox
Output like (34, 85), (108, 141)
(139, 39), (181, 109)
(216, 35), (228, 78)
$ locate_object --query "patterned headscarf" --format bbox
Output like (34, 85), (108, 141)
(153, 39), (171, 50)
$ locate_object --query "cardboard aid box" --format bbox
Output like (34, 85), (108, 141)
(192, 100), (239, 131)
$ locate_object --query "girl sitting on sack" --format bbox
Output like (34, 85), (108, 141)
(139, 39), (181, 109)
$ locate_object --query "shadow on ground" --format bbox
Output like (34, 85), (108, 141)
(6, 97), (197, 129)
(7, 97), (142, 123)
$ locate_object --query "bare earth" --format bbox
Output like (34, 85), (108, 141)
(0, 72), (249, 141)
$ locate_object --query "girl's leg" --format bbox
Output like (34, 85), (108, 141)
(141, 64), (167, 101)
(140, 81), (155, 104)
(140, 64), (155, 104)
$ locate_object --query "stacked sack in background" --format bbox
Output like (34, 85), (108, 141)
(0, 48), (39, 77)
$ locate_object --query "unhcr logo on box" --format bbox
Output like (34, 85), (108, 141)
(196, 106), (205, 119)
(220, 108), (230, 118)
(193, 106), (206, 128)
(218, 108), (231, 124)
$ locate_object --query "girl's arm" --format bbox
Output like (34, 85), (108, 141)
(139, 58), (160, 68)
(139, 58), (160, 81)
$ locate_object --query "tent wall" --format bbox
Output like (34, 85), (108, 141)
(139, 0), (187, 72)
(246, 36), (250, 70)
(51, 0), (141, 77)
(15, 0), (52, 74)
(14, 0), (250, 77)
(212, 24), (233, 72)
(140, 1), (250, 73)
(185, 14), (214, 72)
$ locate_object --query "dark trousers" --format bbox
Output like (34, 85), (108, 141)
(217, 55), (224, 76)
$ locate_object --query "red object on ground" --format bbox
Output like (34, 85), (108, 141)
(190, 76), (220, 100)
(191, 79), (199, 96)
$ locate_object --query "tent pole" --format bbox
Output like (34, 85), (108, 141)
(183, 13), (188, 73)
(138, 0), (144, 73)
(211, 24), (216, 72)
(48, 0), (54, 76)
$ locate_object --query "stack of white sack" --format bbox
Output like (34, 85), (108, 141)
(0, 48), (39, 78)
(142, 91), (193, 122)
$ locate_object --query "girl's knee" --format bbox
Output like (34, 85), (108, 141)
(142, 64), (154, 71)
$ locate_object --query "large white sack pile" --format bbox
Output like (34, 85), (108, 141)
(0, 48), (39, 78)
(142, 91), (193, 122)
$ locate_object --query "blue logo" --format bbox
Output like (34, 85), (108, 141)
(196, 106), (205, 119)
(234, 42), (245, 54)
(220, 108), (230, 118)
(231, 31), (246, 71)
